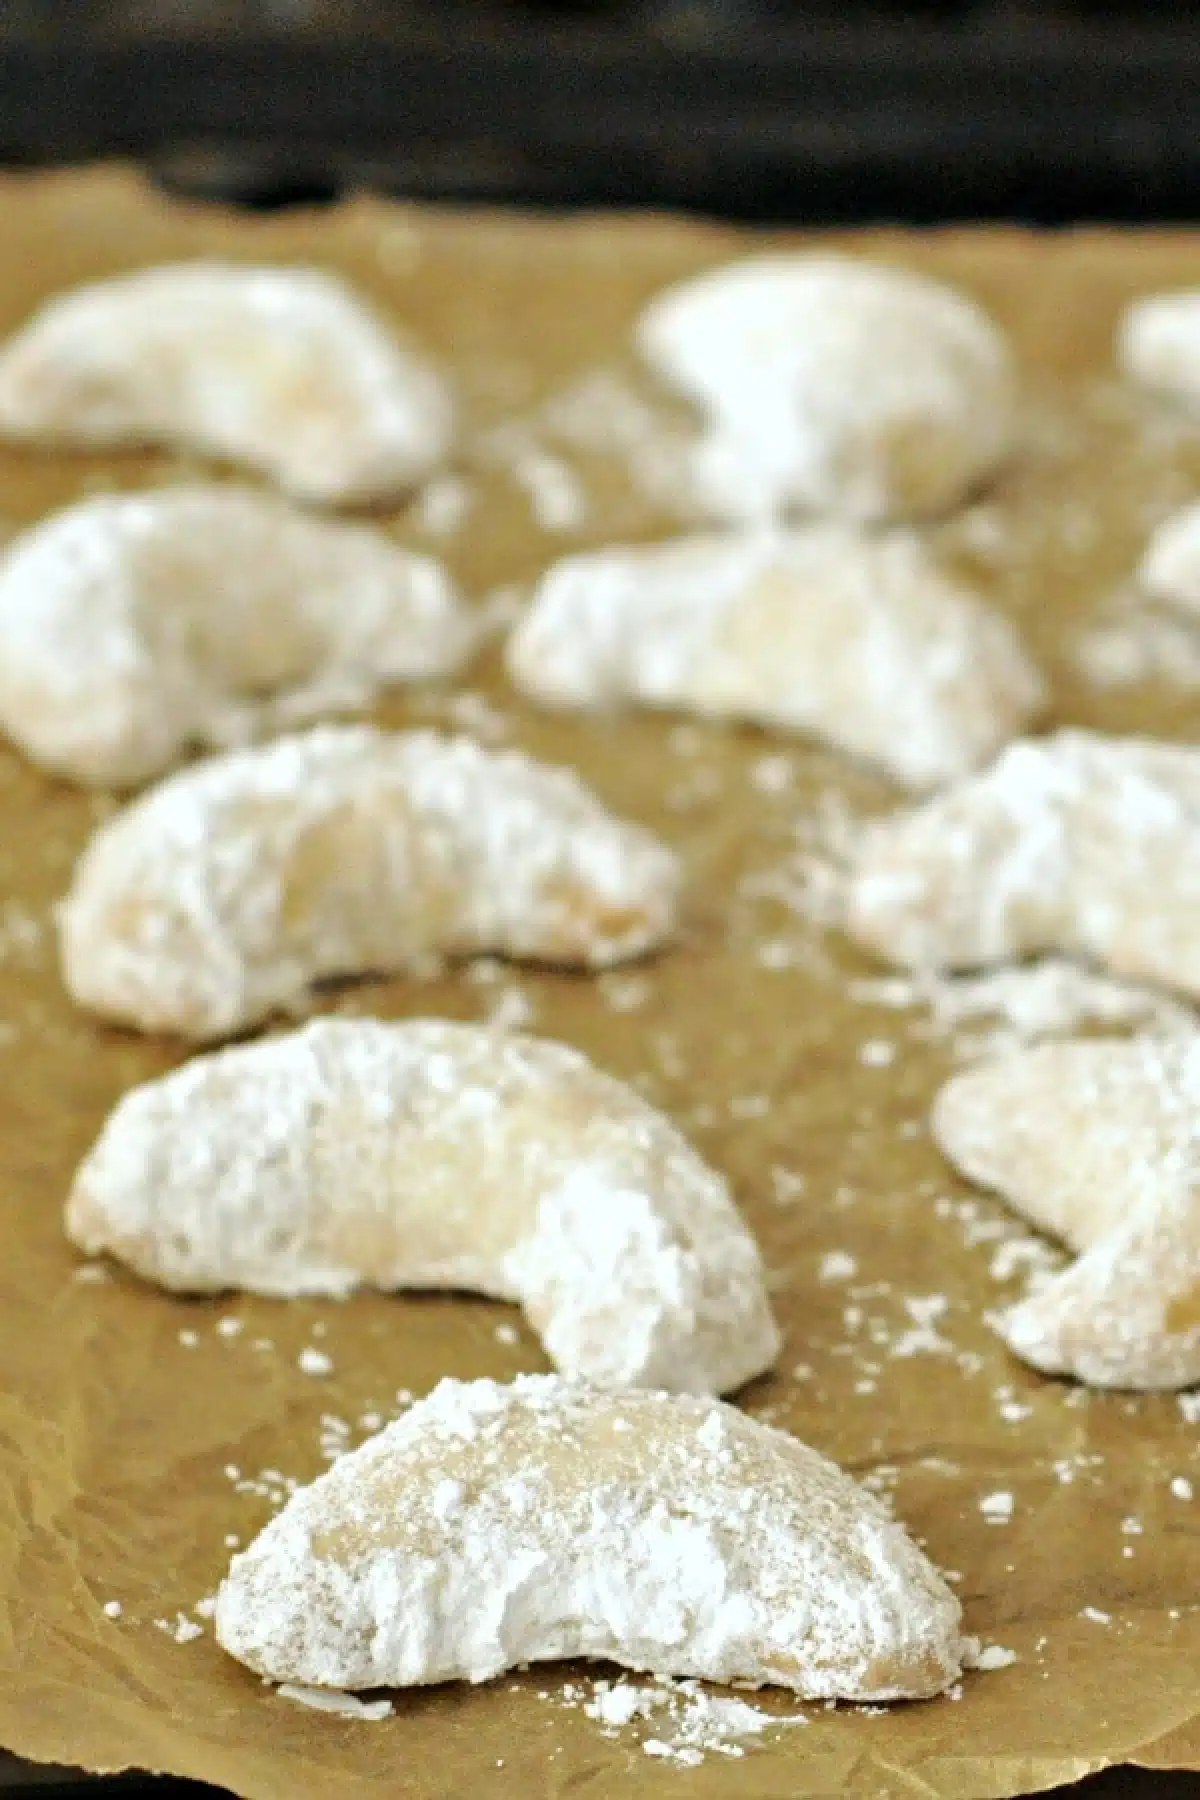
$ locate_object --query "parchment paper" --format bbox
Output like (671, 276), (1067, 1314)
(0, 167), (1198, 1800)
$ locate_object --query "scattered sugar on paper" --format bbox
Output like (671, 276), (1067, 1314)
(572, 1676), (807, 1765)
(890, 1294), (952, 1360)
(980, 1490), (1014, 1523)
(1171, 1476), (1195, 1501)
(103, 1600), (122, 1619)
(850, 958), (1195, 1062)
(299, 1347), (333, 1377)
(740, 791), (861, 932)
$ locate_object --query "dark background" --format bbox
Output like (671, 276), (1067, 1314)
(0, 1), (1197, 223)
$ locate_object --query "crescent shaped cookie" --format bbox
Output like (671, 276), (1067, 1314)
(636, 254), (1014, 523)
(506, 528), (1042, 789)
(0, 486), (472, 787)
(1138, 501), (1200, 617)
(935, 1037), (1200, 1389)
(58, 726), (680, 1039)
(0, 263), (452, 504)
(214, 1374), (965, 1699)
(66, 1017), (780, 1394)
(1119, 290), (1200, 412)
(846, 729), (1200, 1001)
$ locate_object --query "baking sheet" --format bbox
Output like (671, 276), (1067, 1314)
(0, 168), (1198, 1800)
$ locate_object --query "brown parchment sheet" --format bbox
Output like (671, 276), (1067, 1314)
(0, 166), (1199, 1800)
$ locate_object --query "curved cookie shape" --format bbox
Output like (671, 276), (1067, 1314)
(1138, 501), (1200, 617)
(58, 726), (680, 1039)
(846, 730), (1200, 1001)
(67, 1017), (780, 1394)
(935, 1037), (1200, 1388)
(637, 254), (1014, 524)
(0, 486), (472, 787)
(0, 264), (452, 504)
(1119, 290), (1200, 412)
(215, 1374), (964, 1698)
(507, 528), (1042, 789)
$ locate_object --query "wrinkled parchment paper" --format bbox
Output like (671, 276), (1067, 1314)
(0, 168), (1198, 1800)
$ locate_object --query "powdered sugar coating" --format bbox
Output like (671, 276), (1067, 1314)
(1119, 290), (1200, 414)
(58, 726), (680, 1038)
(935, 1036), (1200, 1388)
(637, 255), (1014, 523)
(847, 730), (1200, 1001)
(0, 263), (452, 504)
(67, 1017), (779, 1393)
(215, 1374), (964, 1699)
(507, 528), (1042, 789)
(0, 486), (472, 786)
(1138, 501), (1200, 617)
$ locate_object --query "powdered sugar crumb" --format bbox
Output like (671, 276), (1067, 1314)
(819, 1251), (858, 1284)
(299, 1348), (334, 1378)
(964, 1642), (1018, 1671)
(279, 1684), (394, 1721)
(156, 1612), (204, 1644)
